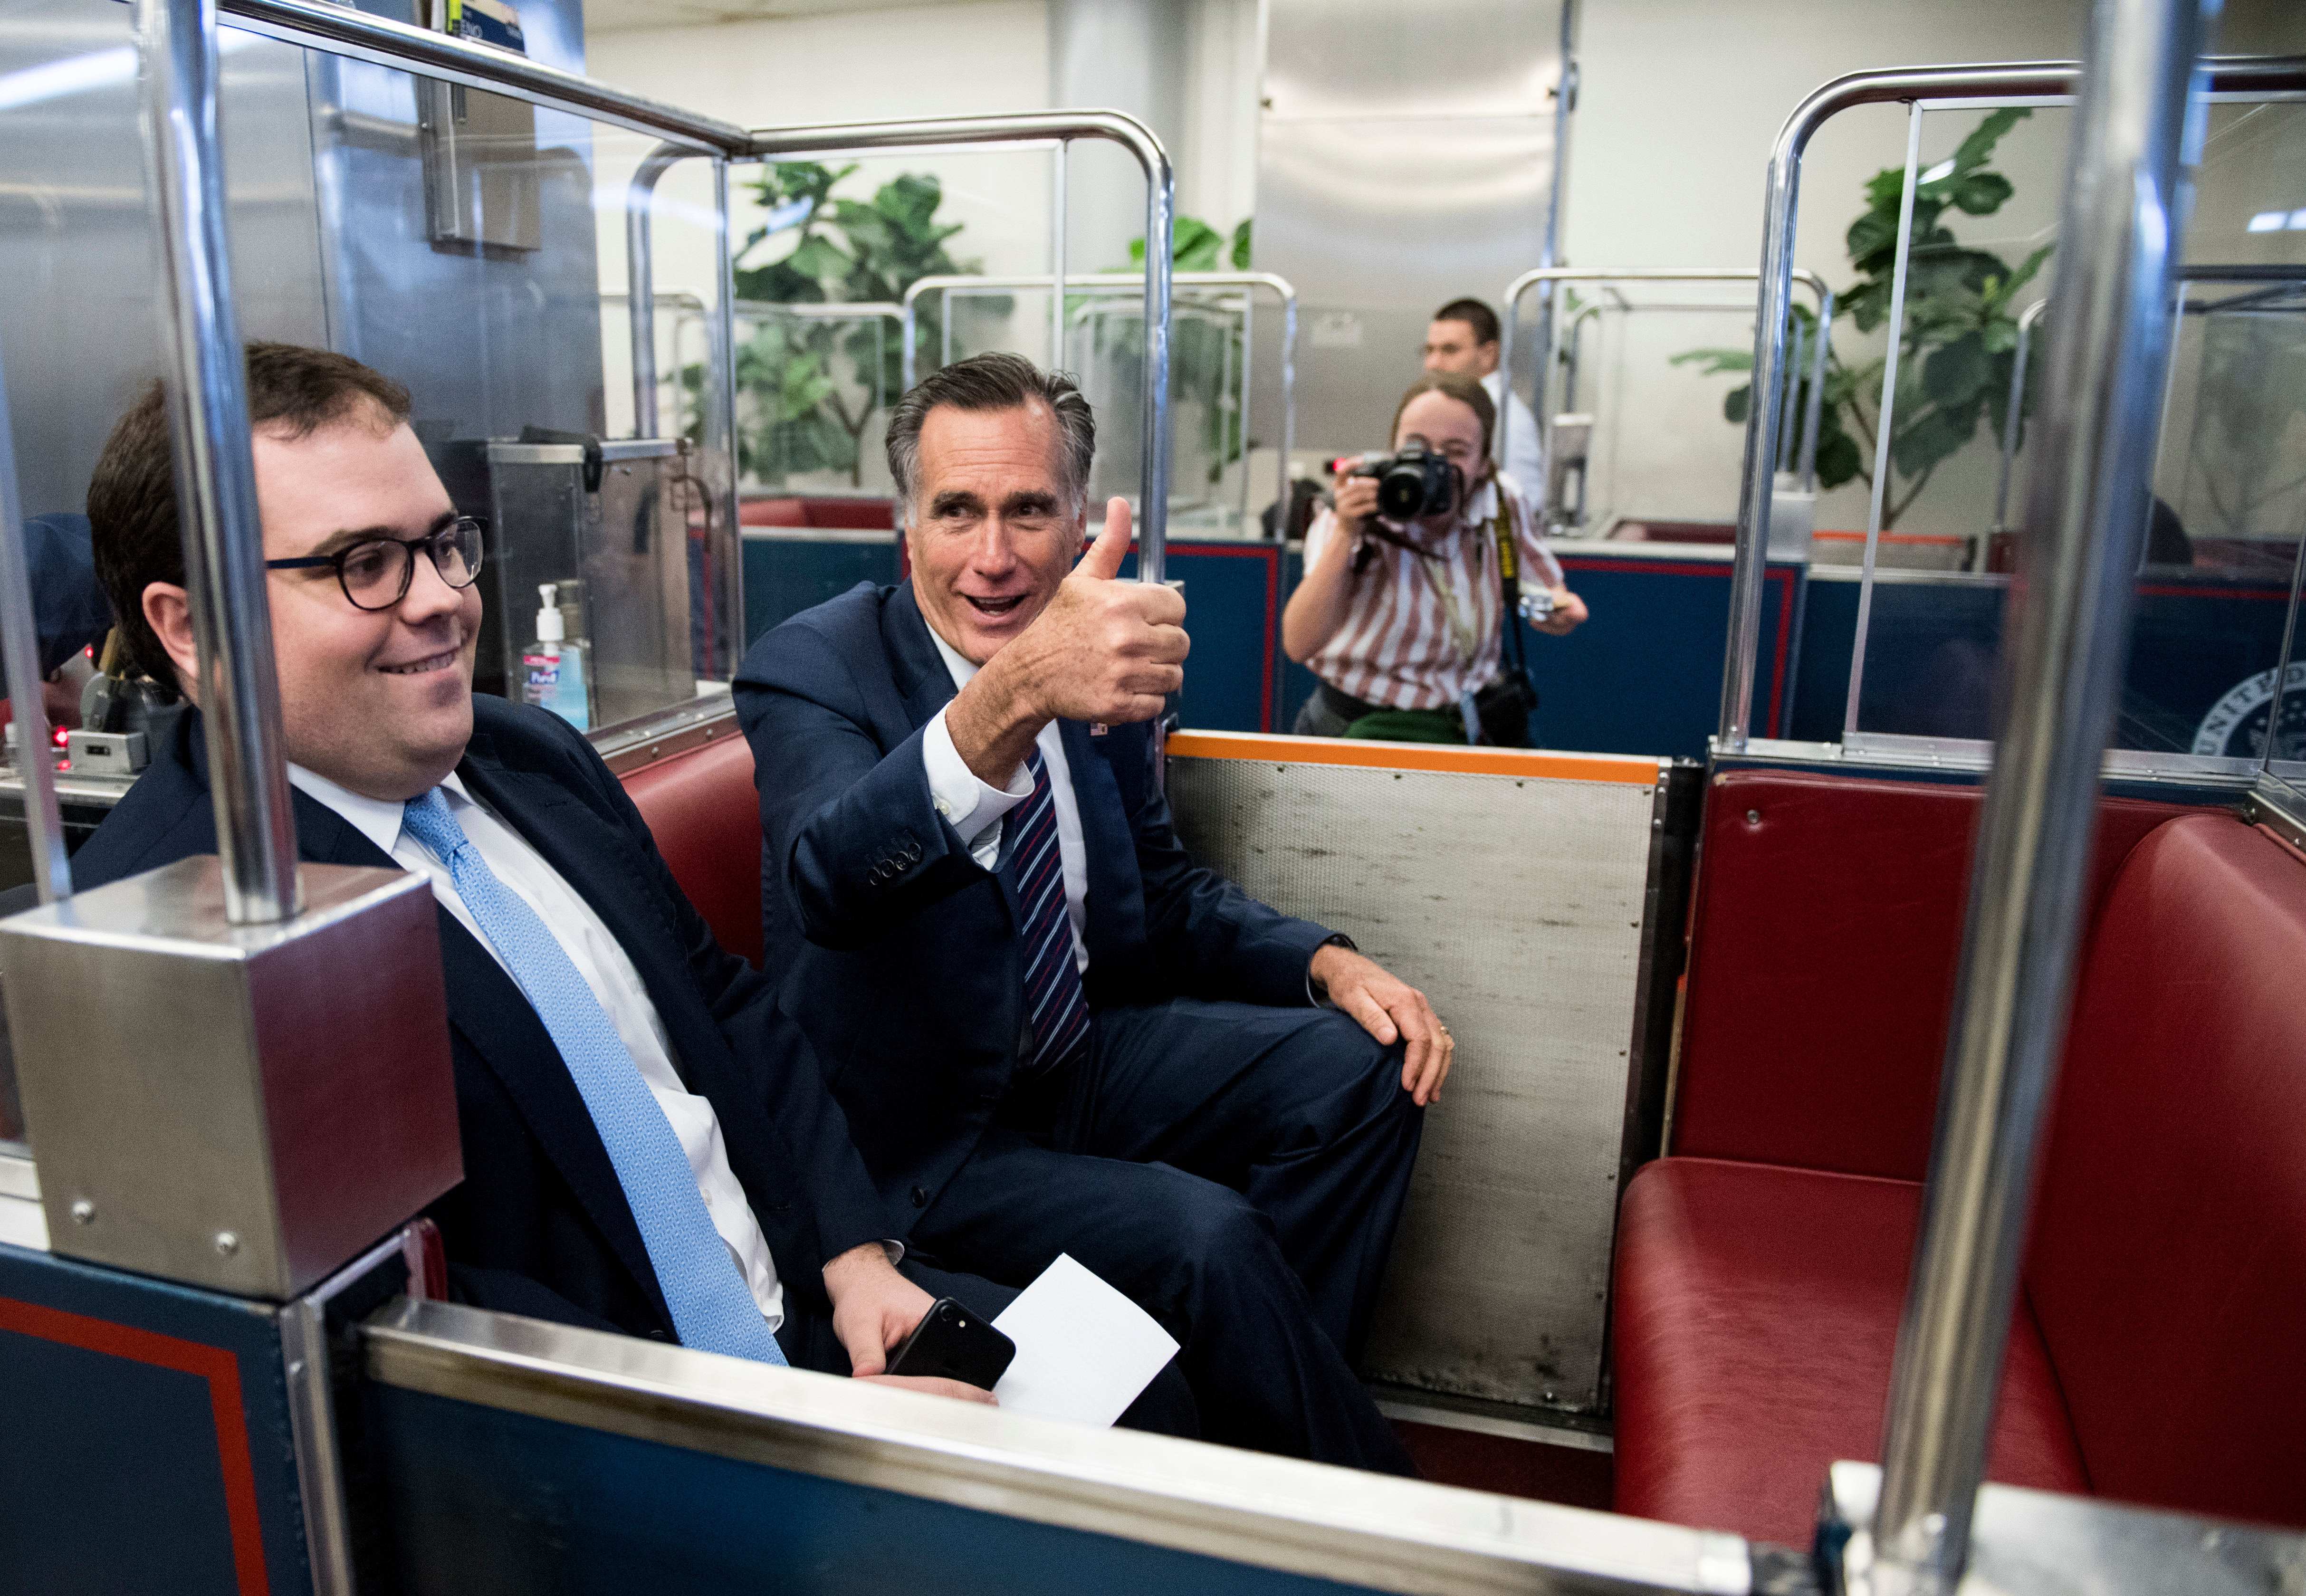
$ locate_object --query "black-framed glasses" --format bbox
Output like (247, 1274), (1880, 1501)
(264, 516), (487, 612)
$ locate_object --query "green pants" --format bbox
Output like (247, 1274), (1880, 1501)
(1341, 706), (1467, 745)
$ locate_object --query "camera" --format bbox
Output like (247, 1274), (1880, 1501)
(1330, 446), (1460, 521)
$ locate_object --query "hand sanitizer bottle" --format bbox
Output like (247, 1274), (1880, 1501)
(523, 582), (589, 730)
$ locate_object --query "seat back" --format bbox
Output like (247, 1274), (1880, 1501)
(2025, 814), (2306, 1527)
(620, 731), (764, 968)
(1675, 772), (2188, 1180)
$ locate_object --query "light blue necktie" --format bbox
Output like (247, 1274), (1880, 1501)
(402, 788), (787, 1365)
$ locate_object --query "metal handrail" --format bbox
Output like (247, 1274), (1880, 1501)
(1856, 8), (2209, 1593)
(902, 270), (1297, 542)
(747, 114), (1176, 584)
(1498, 268), (1836, 515)
(217, 0), (746, 150)
(1715, 54), (2306, 754)
(137, 0), (301, 922)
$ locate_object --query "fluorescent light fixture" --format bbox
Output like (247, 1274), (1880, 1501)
(2292, 208), (2306, 230)
(0, 29), (258, 115)
(2249, 210), (2288, 232)
(1919, 159), (1957, 184)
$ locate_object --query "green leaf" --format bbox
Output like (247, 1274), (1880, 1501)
(1952, 171), (2014, 216)
(1724, 384), (1751, 425)
(1668, 347), (1754, 373)
(1230, 218), (1253, 270)
(1815, 430), (1865, 490)
(1950, 106), (2029, 174)
(784, 234), (852, 280)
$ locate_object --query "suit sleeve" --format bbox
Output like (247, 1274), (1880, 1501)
(560, 719), (894, 1272)
(1115, 731), (1334, 1007)
(734, 629), (991, 953)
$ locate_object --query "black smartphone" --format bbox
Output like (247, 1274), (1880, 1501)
(883, 1297), (1016, 1390)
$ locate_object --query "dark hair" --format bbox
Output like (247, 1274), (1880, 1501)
(884, 352), (1096, 517)
(1430, 298), (1502, 349)
(1390, 370), (1497, 467)
(87, 342), (412, 689)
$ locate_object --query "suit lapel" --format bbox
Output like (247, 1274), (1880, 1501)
(888, 580), (958, 734)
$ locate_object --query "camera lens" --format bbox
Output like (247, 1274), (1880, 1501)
(1377, 464), (1429, 520)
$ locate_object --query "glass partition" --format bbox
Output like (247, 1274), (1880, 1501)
(1834, 92), (2306, 768)
(0, 0), (743, 768)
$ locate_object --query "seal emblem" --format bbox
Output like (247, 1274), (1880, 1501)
(2192, 661), (2306, 760)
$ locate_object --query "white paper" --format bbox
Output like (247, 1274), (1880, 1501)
(990, 1253), (1179, 1427)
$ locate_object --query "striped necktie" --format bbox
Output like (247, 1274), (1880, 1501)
(400, 789), (787, 1366)
(1007, 745), (1092, 1080)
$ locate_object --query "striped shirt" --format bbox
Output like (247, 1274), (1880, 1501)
(1301, 472), (1564, 712)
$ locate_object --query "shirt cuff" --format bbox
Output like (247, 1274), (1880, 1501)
(922, 706), (1033, 858)
(1306, 932), (1357, 1008)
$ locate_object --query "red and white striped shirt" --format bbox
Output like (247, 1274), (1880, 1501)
(1301, 472), (1564, 712)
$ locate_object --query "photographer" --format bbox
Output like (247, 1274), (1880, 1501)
(1282, 373), (1585, 745)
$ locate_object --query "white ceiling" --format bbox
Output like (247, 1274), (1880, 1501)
(585, 0), (989, 36)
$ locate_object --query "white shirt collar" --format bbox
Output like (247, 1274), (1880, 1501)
(924, 620), (982, 693)
(286, 762), (479, 858)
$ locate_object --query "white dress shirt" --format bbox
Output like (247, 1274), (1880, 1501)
(1481, 370), (1547, 504)
(287, 763), (787, 1332)
(916, 628), (1091, 973)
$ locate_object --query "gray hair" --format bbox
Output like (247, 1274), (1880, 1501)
(885, 352), (1097, 519)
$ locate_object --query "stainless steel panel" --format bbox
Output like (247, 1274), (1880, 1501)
(483, 437), (693, 728)
(1261, 0), (1558, 122)
(1166, 752), (1658, 1414)
(418, 81), (541, 253)
(365, 1295), (1753, 1596)
(1824, 1460), (2306, 1596)
(0, 0), (329, 524)
(0, 856), (460, 1298)
(1254, 0), (1565, 455)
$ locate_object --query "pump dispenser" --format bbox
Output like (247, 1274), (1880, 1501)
(522, 581), (589, 729)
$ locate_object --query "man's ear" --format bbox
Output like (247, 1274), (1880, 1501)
(141, 582), (200, 699)
(1478, 340), (1502, 377)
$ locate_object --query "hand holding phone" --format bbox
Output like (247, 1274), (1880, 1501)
(884, 1297), (1016, 1391)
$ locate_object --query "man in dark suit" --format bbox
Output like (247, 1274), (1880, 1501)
(67, 342), (1153, 1414)
(736, 354), (1451, 1470)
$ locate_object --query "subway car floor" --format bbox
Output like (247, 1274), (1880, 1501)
(1390, 1421), (1615, 1511)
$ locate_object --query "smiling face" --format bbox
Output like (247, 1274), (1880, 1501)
(1394, 388), (1493, 495)
(905, 401), (1083, 664)
(182, 409), (479, 801)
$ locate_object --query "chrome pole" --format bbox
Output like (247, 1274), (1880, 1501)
(1277, 284), (1296, 545)
(1050, 139), (1067, 371)
(137, 0), (300, 922)
(709, 156), (743, 665)
(626, 143), (685, 439)
(0, 348), (70, 905)
(1859, 4), (2206, 1592)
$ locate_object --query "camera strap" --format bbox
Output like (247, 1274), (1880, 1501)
(1493, 503), (1532, 682)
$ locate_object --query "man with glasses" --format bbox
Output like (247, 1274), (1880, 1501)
(69, 343), (1195, 1425)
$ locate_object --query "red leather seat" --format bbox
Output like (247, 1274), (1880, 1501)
(1612, 1158), (2086, 1546)
(1616, 808), (2306, 1541)
(620, 730), (764, 968)
(2024, 816), (2306, 1528)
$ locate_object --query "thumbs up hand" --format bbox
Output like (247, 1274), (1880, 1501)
(947, 498), (1189, 786)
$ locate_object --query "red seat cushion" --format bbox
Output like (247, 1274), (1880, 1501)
(621, 732), (763, 968)
(1611, 1157), (2086, 1546)
(2026, 815), (2306, 1529)
(740, 497), (808, 527)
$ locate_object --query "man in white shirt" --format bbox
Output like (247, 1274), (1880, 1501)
(1424, 298), (1546, 498)
(73, 342), (1201, 1423)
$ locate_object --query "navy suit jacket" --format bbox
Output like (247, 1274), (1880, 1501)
(69, 696), (890, 1341)
(733, 580), (1332, 1228)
